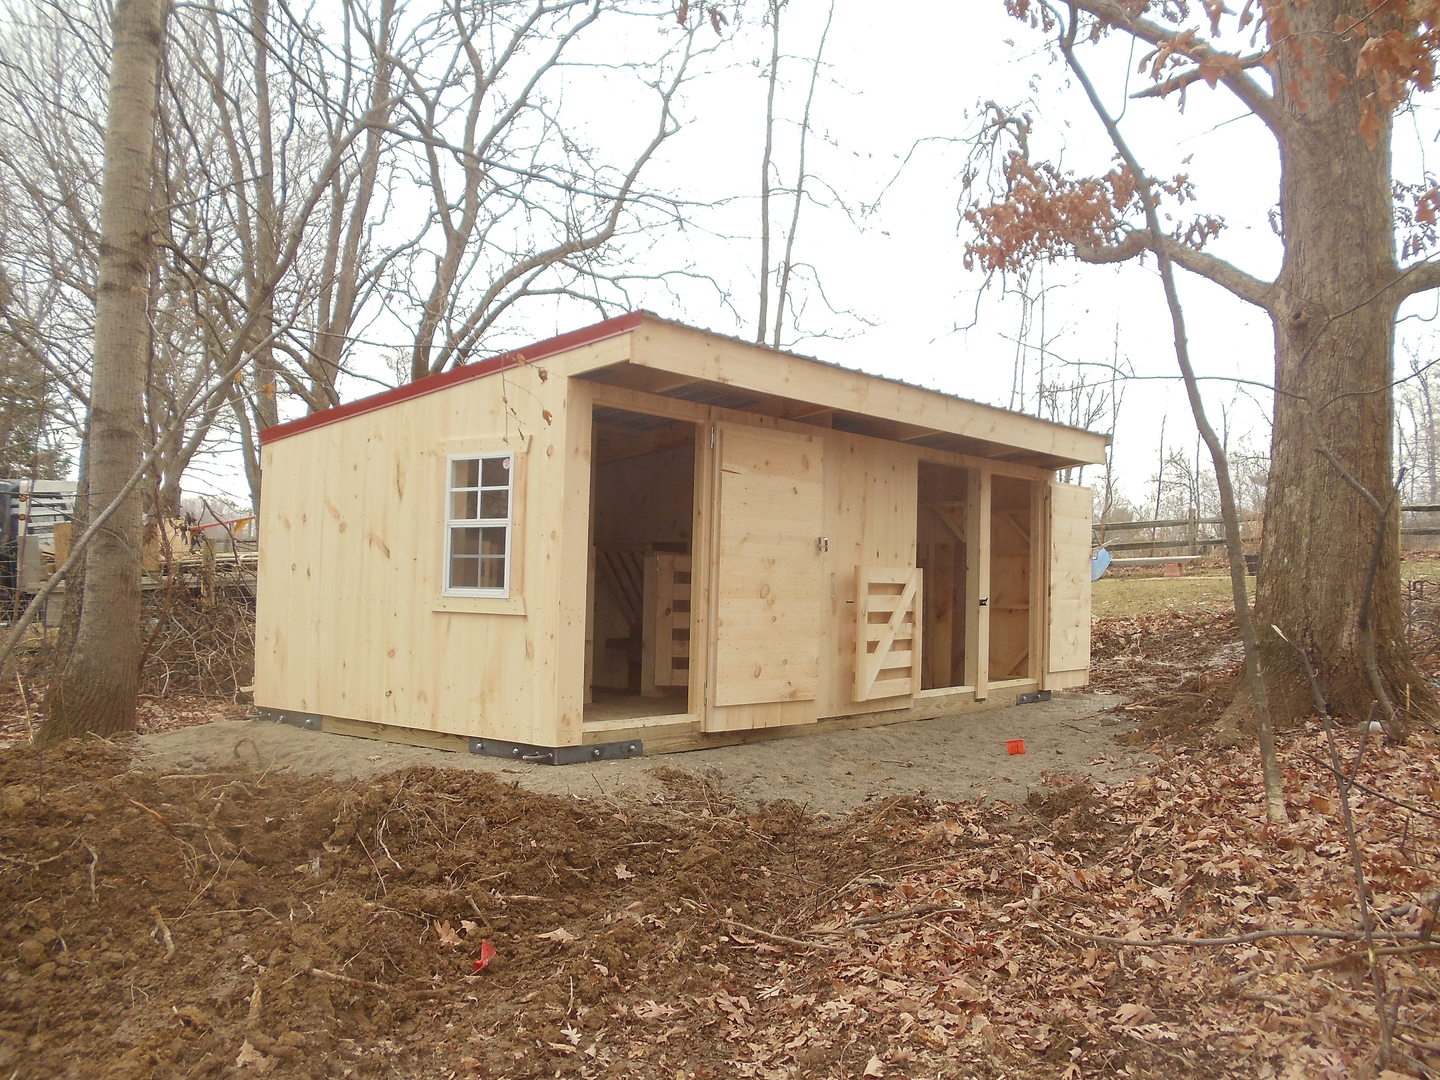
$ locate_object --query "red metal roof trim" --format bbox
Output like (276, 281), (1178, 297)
(258, 311), (645, 445)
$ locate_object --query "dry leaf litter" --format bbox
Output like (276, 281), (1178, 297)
(0, 608), (1435, 1078)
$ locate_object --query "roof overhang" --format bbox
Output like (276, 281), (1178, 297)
(259, 311), (1110, 471)
(571, 315), (1110, 471)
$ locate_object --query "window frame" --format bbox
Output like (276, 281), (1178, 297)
(442, 451), (515, 599)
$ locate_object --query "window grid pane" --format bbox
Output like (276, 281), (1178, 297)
(446, 454), (512, 594)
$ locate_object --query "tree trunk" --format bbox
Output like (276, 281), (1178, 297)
(1249, 0), (1434, 727)
(41, 0), (167, 747)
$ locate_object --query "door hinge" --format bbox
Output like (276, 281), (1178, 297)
(817, 535), (829, 553)
(710, 427), (716, 449)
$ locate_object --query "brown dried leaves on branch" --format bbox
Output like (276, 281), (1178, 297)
(963, 153), (1139, 274)
(986, 1), (1440, 234)
(962, 118), (1219, 276)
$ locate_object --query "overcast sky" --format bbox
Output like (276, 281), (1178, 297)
(191, 2), (1440, 512)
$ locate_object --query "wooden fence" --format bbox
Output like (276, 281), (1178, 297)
(1095, 505), (1440, 558)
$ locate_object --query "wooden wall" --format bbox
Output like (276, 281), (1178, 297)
(256, 326), (1094, 749)
(255, 339), (623, 746)
(593, 443), (694, 548)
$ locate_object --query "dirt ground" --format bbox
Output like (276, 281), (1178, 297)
(2, 604), (1438, 1079)
(132, 692), (1141, 818)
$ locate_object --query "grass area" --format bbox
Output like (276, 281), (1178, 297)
(1092, 570), (1245, 617)
(1092, 557), (1440, 618)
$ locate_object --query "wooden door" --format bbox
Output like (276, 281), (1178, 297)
(1044, 480), (1092, 688)
(707, 423), (824, 729)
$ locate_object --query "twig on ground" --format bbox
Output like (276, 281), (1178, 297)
(1297, 751), (1440, 821)
(232, 737), (264, 772)
(719, 918), (841, 951)
(1302, 942), (1440, 972)
(150, 906), (176, 961)
(306, 967), (394, 992)
(130, 799), (172, 827)
(84, 844), (98, 904)
(306, 967), (444, 997)
(838, 902), (970, 930)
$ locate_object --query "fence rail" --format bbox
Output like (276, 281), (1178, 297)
(1093, 505), (1440, 559)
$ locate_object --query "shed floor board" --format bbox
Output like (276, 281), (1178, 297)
(584, 690), (690, 725)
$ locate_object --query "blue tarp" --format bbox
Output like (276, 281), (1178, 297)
(1091, 546), (1112, 581)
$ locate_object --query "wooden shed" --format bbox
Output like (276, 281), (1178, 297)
(254, 313), (1108, 762)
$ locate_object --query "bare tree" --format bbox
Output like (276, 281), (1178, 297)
(1396, 346), (1440, 505)
(42, 0), (169, 744)
(966, 0), (1440, 728)
(395, 1), (709, 382)
(754, 0), (837, 348)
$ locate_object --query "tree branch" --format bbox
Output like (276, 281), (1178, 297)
(1077, 229), (1277, 312)
(1395, 258), (1440, 301)
(1077, 0), (1290, 138)
(1129, 50), (1269, 101)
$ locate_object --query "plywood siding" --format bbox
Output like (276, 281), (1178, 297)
(255, 346), (607, 745)
(593, 443), (694, 547)
(1045, 480), (1093, 688)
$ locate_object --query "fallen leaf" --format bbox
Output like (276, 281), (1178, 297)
(235, 1040), (271, 1073)
(615, 863), (636, 880)
(537, 927), (577, 945)
(473, 939), (497, 972)
(434, 920), (462, 948)
(632, 1000), (679, 1021)
(863, 1054), (885, 1078)
(1113, 1002), (1156, 1027)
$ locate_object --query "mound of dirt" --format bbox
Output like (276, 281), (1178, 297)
(3, 723), (1436, 1079)
(0, 739), (907, 1079)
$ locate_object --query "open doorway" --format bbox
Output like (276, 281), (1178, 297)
(584, 407), (696, 724)
(916, 461), (972, 691)
(989, 475), (1034, 681)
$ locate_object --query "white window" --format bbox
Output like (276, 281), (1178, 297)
(444, 454), (513, 596)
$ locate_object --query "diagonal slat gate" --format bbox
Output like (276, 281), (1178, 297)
(854, 566), (922, 701)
